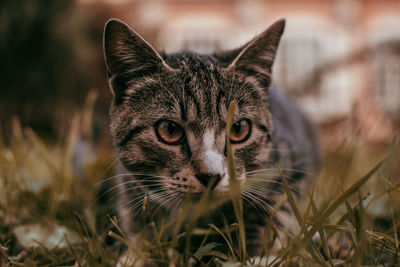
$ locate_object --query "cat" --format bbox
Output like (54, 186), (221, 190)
(102, 18), (321, 257)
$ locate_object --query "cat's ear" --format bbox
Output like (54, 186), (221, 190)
(218, 19), (285, 87)
(103, 19), (173, 102)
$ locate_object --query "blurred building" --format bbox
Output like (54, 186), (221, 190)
(80, 0), (400, 143)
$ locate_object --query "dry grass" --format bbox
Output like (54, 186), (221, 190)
(0, 102), (399, 266)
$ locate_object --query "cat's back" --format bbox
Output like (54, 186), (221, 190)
(268, 87), (321, 177)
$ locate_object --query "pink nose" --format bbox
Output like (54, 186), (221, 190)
(195, 173), (222, 190)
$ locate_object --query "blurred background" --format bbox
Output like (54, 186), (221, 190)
(1, 0), (399, 147)
(1, 1), (399, 263)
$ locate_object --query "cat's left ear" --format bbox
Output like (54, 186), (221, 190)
(103, 19), (174, 102)
(218, 19), (285, 87)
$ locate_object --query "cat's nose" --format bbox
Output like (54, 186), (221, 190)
(195, 173), (222, 190)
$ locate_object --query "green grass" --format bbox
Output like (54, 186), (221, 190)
(0, 103), (399, 266)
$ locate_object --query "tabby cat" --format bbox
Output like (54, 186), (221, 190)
(103, 18), (320, 256)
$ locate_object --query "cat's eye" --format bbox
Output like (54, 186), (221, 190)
(156, 120), (184, 144)
(230, 119), (251, 143)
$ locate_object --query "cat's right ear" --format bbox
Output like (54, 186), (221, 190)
(103, 19), (173, 103)
(214, 19), (285, 88)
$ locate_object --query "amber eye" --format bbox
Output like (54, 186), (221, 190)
(230, 119), (251, 143)
(156, 120), (184, 144)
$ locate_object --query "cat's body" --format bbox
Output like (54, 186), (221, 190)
(103, 18), (320, 256)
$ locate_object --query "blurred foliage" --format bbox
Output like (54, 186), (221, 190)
(0, 0), (110, 139)
(0, 100), (399, 265)
(0, 109), (117, 265)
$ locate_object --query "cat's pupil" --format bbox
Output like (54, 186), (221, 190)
(167, 122), (177, 135)
(233, 122), (243, 134)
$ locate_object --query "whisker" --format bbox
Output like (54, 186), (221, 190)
(245, 174), (301, 184)
(245, 180), (301, 195)
(119, 187), (167, 215)
(242, 187), (274, 199)
(119, 197), (145, 218)
(242, 193), (269, 217)
(96, 157), (122, 182)
(97, 172), (174, 186)
(95, 173), (136, 186)
(93, 178), (167, 205)
(169, 196), (183, 217)
(245, 169), (277, 175)
(152, 191), (182, 216)
(111, 183), (166, 201)
(242, 190), (279, 214)
(244, 177), (297, 184)
(92, 173), (138, 206)
(243, 192), (275, 215)
(245, 168), (312, 176)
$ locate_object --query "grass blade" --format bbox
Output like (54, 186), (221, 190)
(226, 101), (247, 262)
(295, 154), (389, 255)
(276, 165), (303, 226)
(309, 193), (334, 267)
(208, 224), (237, 261)
(274, 153), (390, 266)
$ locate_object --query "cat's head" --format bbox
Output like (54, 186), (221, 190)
(103, 19), (284, 203)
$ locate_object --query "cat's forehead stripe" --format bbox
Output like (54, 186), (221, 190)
(184, 81), (202, 118)
(203, 129), (215, 150)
